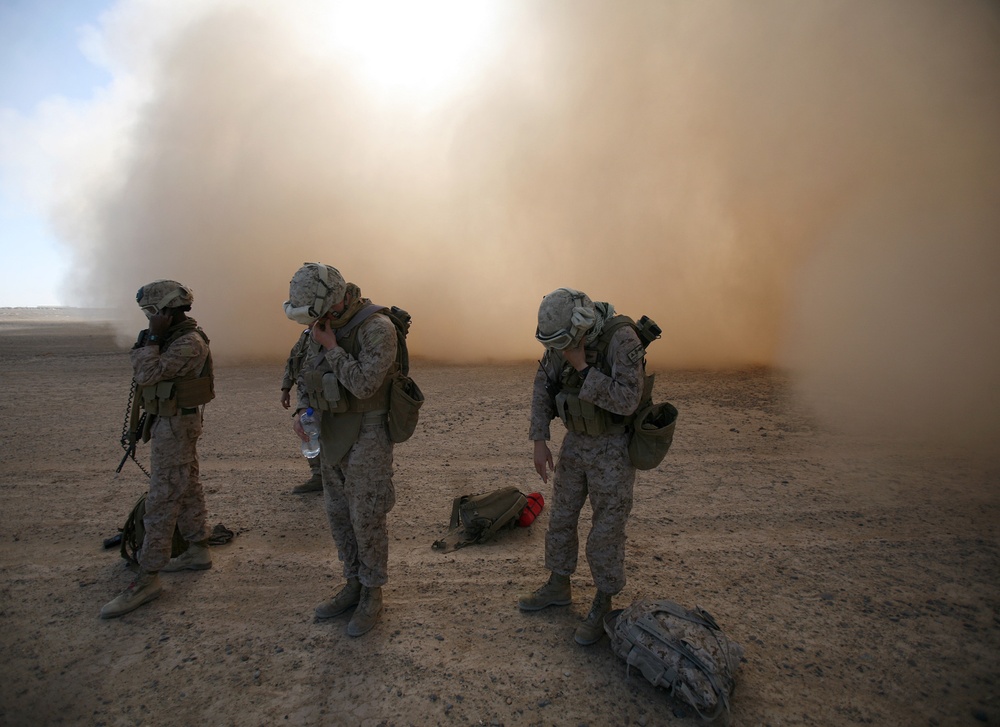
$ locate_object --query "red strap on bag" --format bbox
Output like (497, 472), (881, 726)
(517, 492), (545, 527)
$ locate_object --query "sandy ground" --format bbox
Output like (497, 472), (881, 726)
(0, 308), (998, 727)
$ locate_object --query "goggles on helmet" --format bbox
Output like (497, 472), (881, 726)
(535, 288), (596, 350)
(283, 265), (344, 324)
(535, 326), (578, 351)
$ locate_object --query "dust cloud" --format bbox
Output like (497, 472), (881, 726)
(32, 1), (1000, 448)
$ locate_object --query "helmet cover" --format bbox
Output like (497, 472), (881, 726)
(536, 287), (596, 350)
(283, 263), (347, 324)
(136, 280), (194, 318)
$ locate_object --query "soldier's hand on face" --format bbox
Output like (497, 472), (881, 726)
(310, 317), (337, 350)
(533, 440), (554, 483)
(148, 311), (172, 337)
(563, 341), (586, 371)
(280, 389), (291, 409)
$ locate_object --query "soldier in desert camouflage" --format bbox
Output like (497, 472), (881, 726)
(280, 328), (322, 494)
(284, 263), (397, 637)
(519, 287), (646, 645)
(101, 280), (215, 619)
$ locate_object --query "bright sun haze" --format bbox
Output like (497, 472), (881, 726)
(320, 0), (500, 99)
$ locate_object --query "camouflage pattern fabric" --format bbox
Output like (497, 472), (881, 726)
(284, 263), (347, 323)
(281, 329), (311, 391)
(294, 314), (397, 413)
(544, 430), (634, 593)
(604, 599), (744, 724)
(136, 279), (193, 311)
(132, 328), (210, 400)
(529, 322), (645, 594)
(130, 330), (211, 572)
(299, 313), (398, 589)
(321, 419), (395, 586)
(529, 325), (646, 440)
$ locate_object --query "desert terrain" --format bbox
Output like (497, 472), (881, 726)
(0, 308), (997, 726)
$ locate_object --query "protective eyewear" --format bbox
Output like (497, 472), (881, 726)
(535, 327), (576, 351)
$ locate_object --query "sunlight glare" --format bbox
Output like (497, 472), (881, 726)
(324, 0), (500, 98)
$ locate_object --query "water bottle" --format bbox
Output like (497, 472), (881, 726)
(300, 407), (321, 458)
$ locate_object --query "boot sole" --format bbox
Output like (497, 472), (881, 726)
(314, 600), (360, 620)
(99, 586), (163, 619)
(574, 630), (605, 646)
(161, 561), (212, 573)
(517, 597), (572, 612)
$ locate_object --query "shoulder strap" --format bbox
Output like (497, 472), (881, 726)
(336, 303), (387, 338)
(595, 314), (638, 370)
(599, 314), (637, 345)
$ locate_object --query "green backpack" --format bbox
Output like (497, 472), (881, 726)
(336, 303), (425, 443)
(119, 492), (187, 566)
(432, 486), (529, 552)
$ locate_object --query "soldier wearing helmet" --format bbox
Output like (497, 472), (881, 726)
(284, 262), (399, 637)
(101, 280), (215, 619)
(519, 287), (647, 646)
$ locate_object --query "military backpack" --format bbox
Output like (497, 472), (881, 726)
(432, 486), (536, 552)
(119, 492), (187, 566)
(605, 599), (744, 724)
(333, 303), (424, 443)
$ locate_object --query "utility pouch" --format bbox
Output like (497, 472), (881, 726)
(628, 401), (678, 470)
(555, 389), (607, 436)
(387, 374), (424, 443)
(142, 381), (177, 416)
(175, 376), (214, 408)
(322, 372), (343, 409)
(304, 366), (348, 413)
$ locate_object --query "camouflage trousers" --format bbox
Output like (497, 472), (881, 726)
(545, 430), (635, 594)
(322, 420), (395, 588)
(140, 413), (208, 572)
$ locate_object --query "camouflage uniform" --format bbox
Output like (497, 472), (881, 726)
(131, 325), (211, 573)
(283, 329), (321, 481)
(282, 329), (310, 392)
(530, 325), (645, 594)
(297, 314), (397, 588)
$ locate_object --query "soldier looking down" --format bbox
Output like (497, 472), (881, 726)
(284, 263), (398, 637)
(519, 287), (646, 645)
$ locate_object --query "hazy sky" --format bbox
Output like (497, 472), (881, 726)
(1, 0), (998, 451)
(0, 0), (113, 306)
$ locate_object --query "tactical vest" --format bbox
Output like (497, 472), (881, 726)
(301, 305), (395, 415)
(551, 316), (652, 436)
(139, 323), (215, 417)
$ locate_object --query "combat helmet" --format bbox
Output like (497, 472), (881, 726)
(136, 280), (194, 318)
(284, 263), (347, 325)
(536, 287), (596, 350)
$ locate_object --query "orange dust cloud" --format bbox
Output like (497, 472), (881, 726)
(45, 1), (1000, 450)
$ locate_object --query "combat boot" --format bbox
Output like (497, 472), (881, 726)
(99, 571), (163, 619)
(347, 586), (383, 637)
(315, 577), (362, 619)
(574, 590), (613, 645)
(161, 542), (212, 572)
(291, 471), (323, 494)
(518, 572), (572, 611)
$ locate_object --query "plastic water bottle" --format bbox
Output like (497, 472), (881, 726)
(300, 407), (321, 458)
